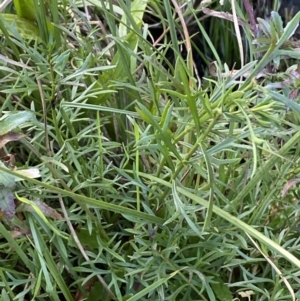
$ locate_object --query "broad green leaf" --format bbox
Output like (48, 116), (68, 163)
(118, 0), (147, 37)
(96, 0), (147, 102)
(69, 228), (98, 249)
(0, 112), (35, 135)
(0, 162), (15, 188)
(211, 281), (233, 301)
(0, 14), (40, 40)
(13, 0), (36, 21)
(9, 0), (54, 39)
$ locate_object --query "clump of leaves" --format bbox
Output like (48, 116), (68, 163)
(1, 1), (300, 301)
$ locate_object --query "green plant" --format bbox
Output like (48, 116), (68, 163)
(0, 1), (300, 300)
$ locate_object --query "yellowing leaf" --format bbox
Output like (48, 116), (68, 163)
(18, 200), (62, 220)
(16, 194), (67, 238)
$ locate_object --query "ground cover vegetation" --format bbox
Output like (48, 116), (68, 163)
(1, 0), (300, 300)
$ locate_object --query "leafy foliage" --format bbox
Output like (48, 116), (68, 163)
(0, 0), (300, 300)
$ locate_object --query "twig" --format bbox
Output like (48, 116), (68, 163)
(171, 0), (194, 83)
(243, 0), (257, 35)
(231, 0), (244, 86)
